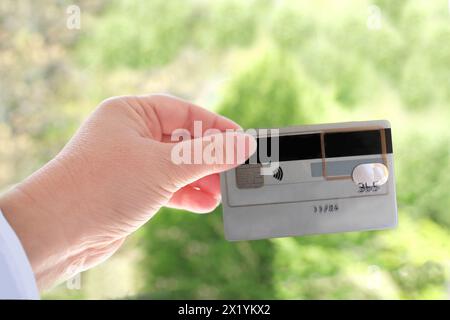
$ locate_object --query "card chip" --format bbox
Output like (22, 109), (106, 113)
(235, 164), (264, 189)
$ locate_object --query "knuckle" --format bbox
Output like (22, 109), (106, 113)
(97, 95), (133, 112)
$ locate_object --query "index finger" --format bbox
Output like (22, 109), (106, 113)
(138, 94), (241, 136)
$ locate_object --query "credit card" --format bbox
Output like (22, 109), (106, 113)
(220, 120), (397, 241)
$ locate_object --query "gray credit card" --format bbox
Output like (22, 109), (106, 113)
(220, 120), (397, 241)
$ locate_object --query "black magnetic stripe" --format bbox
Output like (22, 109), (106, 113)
(324, 128), (393, 158)
(246, 128), (392, 163)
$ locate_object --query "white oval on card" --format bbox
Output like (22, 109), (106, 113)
(352, 163), (389, 186)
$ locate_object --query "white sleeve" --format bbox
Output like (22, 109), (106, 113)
(0, 209), (39, 299)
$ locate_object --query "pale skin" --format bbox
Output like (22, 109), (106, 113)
(0, 94), (256, 290)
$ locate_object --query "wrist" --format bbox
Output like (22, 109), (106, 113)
(0, 159), (82, 289)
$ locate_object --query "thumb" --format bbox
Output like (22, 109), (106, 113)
(165, 131), (257, 186)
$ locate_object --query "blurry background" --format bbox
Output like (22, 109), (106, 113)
(1, 0), (449, 299)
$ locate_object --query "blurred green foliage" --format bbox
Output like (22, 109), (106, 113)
(76, 0), (265, 69)
(1, 0), (449, 299)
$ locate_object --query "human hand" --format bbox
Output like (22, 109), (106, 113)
(0, 94), (256, 289)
